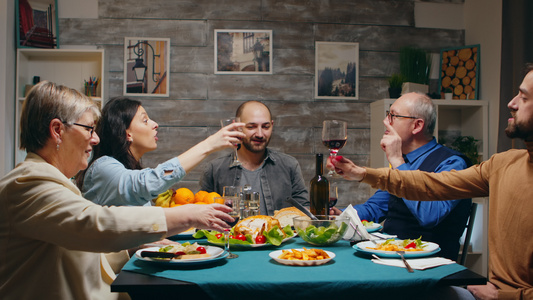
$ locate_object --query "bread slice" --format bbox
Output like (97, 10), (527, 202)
(274, 207), (310, 227)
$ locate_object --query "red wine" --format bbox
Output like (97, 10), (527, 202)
(226, 216), (240, 227)
(310, 154), (329, 216)
(323, 139), (347, 150)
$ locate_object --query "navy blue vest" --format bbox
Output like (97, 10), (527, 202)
(382, 146), (472, 260)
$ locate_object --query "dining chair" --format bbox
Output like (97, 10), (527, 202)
(459, 202), (478, 266)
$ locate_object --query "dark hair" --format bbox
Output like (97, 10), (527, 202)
(76, 97), (142, 189)
(525, 63), (533, 74)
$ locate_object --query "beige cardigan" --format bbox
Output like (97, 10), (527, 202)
(0, 153), (168, 299)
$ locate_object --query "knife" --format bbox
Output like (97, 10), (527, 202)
(140, 251), (178, 259)
(286, 197), (318, 220)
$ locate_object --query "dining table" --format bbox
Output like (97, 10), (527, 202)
(111, 235), (486, 300)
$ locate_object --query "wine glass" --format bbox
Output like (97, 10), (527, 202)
(217, 196), (240, 259)
(322, 120), (348, 177)
(220, 117), (242, 167)
(223, 186), (243, 218)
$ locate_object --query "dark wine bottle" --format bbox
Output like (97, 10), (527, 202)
(310, 153), (329, 216)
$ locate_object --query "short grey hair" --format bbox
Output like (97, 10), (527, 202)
(19, 81), (101, 152)
(408, 93), (436, 138)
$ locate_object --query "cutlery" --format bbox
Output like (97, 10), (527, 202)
(140, 251), (178, 259)
(396, 251), (414, 273)
(286, 197), (319, 220)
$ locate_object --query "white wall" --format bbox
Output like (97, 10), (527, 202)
(0, 0), (16, 176)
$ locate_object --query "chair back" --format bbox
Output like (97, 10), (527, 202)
(459, 202), (478, 265)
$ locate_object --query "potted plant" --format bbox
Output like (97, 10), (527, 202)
(388, 73), (405, 98)
(399, 46), (431, 94)
(444, 87), (453, 100)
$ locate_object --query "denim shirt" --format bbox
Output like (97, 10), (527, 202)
(199, 149), (309, 216)
(83, 155), (186, 206)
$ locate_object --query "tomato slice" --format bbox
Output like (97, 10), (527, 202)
(236, 234), (246, 241)
(405, 242), (417, 249)
(215, 233), (223, 239)
(196, 246), (207, 254)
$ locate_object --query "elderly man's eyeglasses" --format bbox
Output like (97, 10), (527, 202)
(386, 110), (418, 123)
(63, 122), (95, 136)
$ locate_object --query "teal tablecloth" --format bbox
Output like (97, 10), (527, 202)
(121, 238), (466, 299)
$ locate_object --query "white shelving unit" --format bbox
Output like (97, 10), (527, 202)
(15, 48), (106, 164)
(370, 98), (489, 276)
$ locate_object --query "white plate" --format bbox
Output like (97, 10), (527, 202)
(269, 249), (335, 266)
(353, 240), (440, 258)
(364, 223), (382, 233)
(208, 234), (295, 248)
(135, 246), (226, 265)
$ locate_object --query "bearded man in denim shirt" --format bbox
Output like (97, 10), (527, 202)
(200, 101), (309, 216)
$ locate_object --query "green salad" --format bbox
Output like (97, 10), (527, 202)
(193, 225), (294, 246)
(296, 222), (348, 245)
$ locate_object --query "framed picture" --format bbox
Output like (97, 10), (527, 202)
(438, 44), (480, 100)
(17, 0), (58, 48)
(315, 42), (359, 100)
(214, 29), (272, 74)
(124, 37), (170, 97)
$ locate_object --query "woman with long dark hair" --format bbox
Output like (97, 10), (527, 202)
(78, 96), (244, 206)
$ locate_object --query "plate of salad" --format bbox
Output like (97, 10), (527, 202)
(353, 237), (440, 258)
(361, 220), (382, 233)
(135, 243), (228, 265)
(194, 225), (295, 248)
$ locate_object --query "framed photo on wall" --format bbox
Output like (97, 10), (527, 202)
(438, 44), (480, 100)
(214, 29), (272, 74)
(124, 37), (170, 97)
(315, 42), (359, 100)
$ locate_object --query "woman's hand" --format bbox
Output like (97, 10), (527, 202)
(164, 203), (234, 236)
(205, 122), (246, 153)
(326, 155), (367, 181)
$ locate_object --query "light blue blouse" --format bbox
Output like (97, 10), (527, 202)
(82, 156), (186, 206)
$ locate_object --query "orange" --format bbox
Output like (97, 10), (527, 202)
(204, 192), (222, 204)
(172, 188), (195, 205)
(194, 190), (209, 203)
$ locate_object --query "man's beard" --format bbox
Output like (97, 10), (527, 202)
(505, 117), (533, 141)
(242, 137), (270, 153)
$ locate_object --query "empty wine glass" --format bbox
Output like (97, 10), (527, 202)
(322, 120), (348, 177)
(220, 117), (242, 167)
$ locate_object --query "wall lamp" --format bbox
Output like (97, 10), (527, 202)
(129, 41), (161, 83)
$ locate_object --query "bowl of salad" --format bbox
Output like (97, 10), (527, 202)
(294, 215), (349, 246)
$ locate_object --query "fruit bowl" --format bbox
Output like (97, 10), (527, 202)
(293, 215), (349, 246)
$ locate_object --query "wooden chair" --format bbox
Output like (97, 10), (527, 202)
(459, 202), (478, 266)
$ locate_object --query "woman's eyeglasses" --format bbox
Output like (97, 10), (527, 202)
(63, 122), (94, 136)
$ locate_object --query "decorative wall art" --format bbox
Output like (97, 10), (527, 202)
(438, 44), (480, 100)
(124, 37), (170, 97)
(214, 30), (272, 74)
(315, 42), (359, 100)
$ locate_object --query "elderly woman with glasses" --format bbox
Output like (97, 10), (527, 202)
(0, 81), (234, 299)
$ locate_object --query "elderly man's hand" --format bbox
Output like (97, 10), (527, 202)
(380, 119), (405, 168)
(326, 156), (366, 182)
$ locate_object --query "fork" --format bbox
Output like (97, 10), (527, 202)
(396, 251), (414, 273)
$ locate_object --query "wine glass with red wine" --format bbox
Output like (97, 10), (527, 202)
(222, 196), (240, 259)
(329, 182), (338, 208)
(322, 120), (348, 177)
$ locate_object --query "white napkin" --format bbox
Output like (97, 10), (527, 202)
(371, 257), (455, 270)
(340, 204), (371, 241)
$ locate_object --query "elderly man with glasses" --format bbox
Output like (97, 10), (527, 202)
(333, 92), (472, 260)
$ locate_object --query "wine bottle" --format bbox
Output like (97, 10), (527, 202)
(310, 153), (329, 216)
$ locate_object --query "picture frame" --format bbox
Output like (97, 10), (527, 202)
(438, 44), (480, 100)
(124, 37), (170, 97)
(214, 29), (272, 74)
(17, 0), (59, 48)
(315, 42), (359, 100)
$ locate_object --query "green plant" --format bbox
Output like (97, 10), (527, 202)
(450, 136), (480, 165)
(444, 87), (453, 93)
(400, 47), (431, 85)
(388, 73), (406, 89)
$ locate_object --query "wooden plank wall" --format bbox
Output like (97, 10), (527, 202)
(59, 0), (464, 207)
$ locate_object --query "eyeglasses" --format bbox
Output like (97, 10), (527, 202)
(63, 122), (95, 136)
(386, 110), (418, 123)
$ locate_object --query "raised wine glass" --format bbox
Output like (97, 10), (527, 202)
(222, 196), (240, 259)
(322, 120), (348, 177)
(220, 117), (242, 167)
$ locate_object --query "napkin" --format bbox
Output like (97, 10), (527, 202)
(371, 257), (455, 270)
(340, 204), (371, 241)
